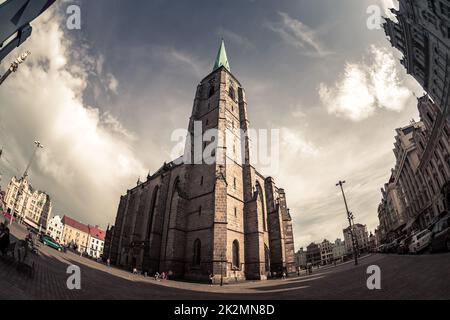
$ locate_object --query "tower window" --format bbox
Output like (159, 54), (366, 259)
(209, 86), (215, 98)
(193, 239), (201, 266)
(200, 176), (204, 186)
(233, 177), (237, 189)
(229, 86), (235, 100)
(199, 206), (202, 216)
(234, 207), (237, 217)
(232, 240), (240, 269)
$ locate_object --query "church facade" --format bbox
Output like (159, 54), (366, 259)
(107, 41), (296, 282)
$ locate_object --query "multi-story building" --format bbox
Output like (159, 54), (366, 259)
(319, 239), (334, 265)
(4, 176), (52, 230)
(62, 215), (90, 253)
(332, 238), (346, 262)
(108, 41), (296, 282)
(368, 232), (377, 252)
(343, 224), (369, 254)
(295, 247), (307, 269)
(383, 0), (450, 111)
(47, 215), (64, 242)
(380, 0), (450, 237)
(415, 95), (450, 222)
(306, 243), (321, 266)
(87, 225), (105, 259)
(376, 103), (449, 239)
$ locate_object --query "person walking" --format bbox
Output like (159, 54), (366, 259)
(209, 273), (214, 286)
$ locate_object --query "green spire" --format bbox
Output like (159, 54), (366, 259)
(213, 39), (230, 72)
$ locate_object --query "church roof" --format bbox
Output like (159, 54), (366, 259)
(213, 39), (230, 72)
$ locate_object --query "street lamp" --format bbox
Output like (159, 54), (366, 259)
(336, 180), (359, 266)
(0, 51), (31, 86)
(9, 140), (44, 225)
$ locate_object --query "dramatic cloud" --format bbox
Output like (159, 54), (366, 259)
(0, 10), (146, 226)
(267, 12), (331, 57)
(319, 45), (411, 121)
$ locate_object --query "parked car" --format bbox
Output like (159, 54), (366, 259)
(429, 215), (450, 253)
(408, 229), (432, 254)
(377, 244), (386, 253)
(40, 235), (64, 252)
(386, 240), (399, 253)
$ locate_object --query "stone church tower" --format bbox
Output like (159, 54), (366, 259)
(107, 41), (296, 283)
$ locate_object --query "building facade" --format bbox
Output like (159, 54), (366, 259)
(62, 215), (90, 253)
(108, 41), (296, 282)
(295, 247), (307, 269)
(4, 176), (52, 230)
(319, 239), (334, 265)
(332, 238), (346, 262)
(87, 226), (105, 259)
(306, 243), (321, 266)
(47, 215), (64, 242)
(343, 224), (369, 254)
(379, 0), (450, 242)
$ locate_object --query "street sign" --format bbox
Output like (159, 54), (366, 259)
(0, 0), (56, 63)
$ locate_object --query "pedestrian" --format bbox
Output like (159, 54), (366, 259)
(133, 267), (138, 275)
(282, 272), (286, 280)
(209, 273), (214, 286)
(155, 272), (160, 281)
(107, 258), (110, 267)
(0, 227), (10, 256)
(168, 270), (173, 280)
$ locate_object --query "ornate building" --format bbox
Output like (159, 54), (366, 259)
(4, 176), (52, 230)
(106, 41), (296, 282)
(377, 1), (450, 243)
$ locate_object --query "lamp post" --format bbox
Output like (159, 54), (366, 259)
(336, 180), (358, 265)
(9, 140), (44, 225)
(0, 51), (31, 86)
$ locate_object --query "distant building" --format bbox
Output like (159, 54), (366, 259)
(295, 247), (307, 269)
(4, 177), (52, 230)
(47, 215), (64, 242)
(343, 224), (369, 254)
(332, 238), (346, 262)
(62, 215), (89, 253)
(319, 239), (334, 265)
(368, 232), (377, 252)
(87, 225), (106, 259)
(306, 243), (321, 266)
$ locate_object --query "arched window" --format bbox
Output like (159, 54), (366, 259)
(232, 240), (240, 269)
(264, 244), (270, 272)
(193, 239), (201, 266)
(229, 86), (235, 100)
(256, 182), (267, 231)
(146, 186), (159, 240)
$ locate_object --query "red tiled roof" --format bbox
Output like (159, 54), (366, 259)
(88, 225), (105, 241)
(62, 216), (89, 234)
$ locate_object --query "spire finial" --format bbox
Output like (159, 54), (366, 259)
(213, 39), (230, 72)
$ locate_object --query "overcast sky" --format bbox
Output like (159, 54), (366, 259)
(0, 0), (424, 249)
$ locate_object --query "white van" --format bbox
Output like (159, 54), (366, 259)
(409, 229), (432, 254)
